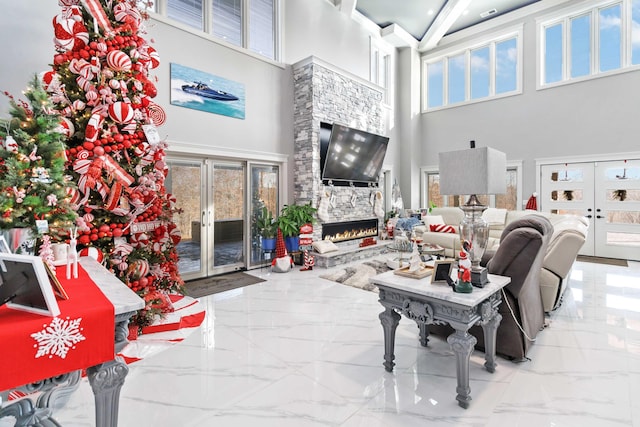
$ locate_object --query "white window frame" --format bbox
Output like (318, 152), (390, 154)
(370, 37), (395, 106)
(536, 0), (640, 89)
(150, 0), (281, 63)
(421, 24), (523, 113)
(420, 161), (523, 209)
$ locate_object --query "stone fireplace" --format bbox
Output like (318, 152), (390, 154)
(292, 56), (386, 243)
(321, 218), (378, 243)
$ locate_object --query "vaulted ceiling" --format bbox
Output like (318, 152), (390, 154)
(332, 0), (542, 51)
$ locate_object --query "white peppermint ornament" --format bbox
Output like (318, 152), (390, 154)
(3, 135), (18, 153)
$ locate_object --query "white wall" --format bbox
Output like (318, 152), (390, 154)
(283, 0), (372, 80)
(419, 9), (640, 200)
(0, 2), (61, 116)
(147, 19), (292, 157)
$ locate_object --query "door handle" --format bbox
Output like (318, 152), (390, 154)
(202, 211), (206, 226)
(596, 215), (604, 219)
(586, 215), (592, 218)
(596, 208), (601, 212)
(587, 208), (592, 212)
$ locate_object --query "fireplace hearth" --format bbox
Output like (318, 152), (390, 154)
(321, 219), (378, 243)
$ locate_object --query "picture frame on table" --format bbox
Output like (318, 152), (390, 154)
(44, 262), (69, 300)
(0, 253), (61, 317)
(431, 259), (454, 284)
(0, 236), (10, 254)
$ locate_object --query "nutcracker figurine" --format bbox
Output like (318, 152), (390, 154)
(455, 248), (473, 293)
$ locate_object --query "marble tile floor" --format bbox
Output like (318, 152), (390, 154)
(48, 258), (640, 426)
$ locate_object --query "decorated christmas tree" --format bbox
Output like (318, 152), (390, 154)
(44, 0), (183, 329)
(0, 76), (77, 249)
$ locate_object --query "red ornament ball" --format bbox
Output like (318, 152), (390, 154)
(79, 247), (104, 263)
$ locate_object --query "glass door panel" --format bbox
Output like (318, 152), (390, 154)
(541, 163), (595, 256)
(211, 162), (246, 274)
(248, 163), (279, 268)
(594, 160), (640, 260)
(166, 159), (206, 280)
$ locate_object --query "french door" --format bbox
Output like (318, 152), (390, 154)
(167, 158), (247, 280)
(540, 160), (640, 261)
(166, 157), (280, 280)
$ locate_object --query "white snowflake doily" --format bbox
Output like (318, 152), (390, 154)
(31, 317), (86, 359)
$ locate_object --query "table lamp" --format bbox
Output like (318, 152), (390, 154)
(438, 141), (506, 287)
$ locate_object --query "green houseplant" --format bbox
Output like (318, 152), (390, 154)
(277, 202), (317, 252)
(255, 207), (277, 250)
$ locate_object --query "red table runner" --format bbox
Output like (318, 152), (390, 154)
(0, 264), (115, 391)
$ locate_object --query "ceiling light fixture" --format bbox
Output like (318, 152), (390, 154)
(427, 9), (434, 15)
(480, 8), (498, 18)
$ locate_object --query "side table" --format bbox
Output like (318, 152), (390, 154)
(0, 257), (144, 427)
(370, 269), (510, 408)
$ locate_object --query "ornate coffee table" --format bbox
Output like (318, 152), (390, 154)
(370, 270), (510, 408)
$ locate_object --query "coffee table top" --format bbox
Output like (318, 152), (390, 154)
(370, 270), (510, 308)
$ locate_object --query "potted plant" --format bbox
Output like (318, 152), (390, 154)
(277, 202), (317, 252)
(255, 207), (277, 250)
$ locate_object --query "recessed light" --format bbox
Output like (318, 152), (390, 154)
(427, 9), (434, 15)
(480, 8), (498, 18)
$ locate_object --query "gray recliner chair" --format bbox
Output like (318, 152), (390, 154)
(481, 215), (552, 360)
(430, 215), (552, 360)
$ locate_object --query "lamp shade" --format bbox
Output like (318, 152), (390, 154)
(438, 146), (507, 195)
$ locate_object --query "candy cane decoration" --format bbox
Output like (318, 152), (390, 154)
(81, 0), (114, 35)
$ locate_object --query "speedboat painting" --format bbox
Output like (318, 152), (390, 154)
(181, 82), (239, 101)
(170, 63), (245, 119)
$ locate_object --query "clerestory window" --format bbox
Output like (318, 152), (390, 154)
(538, 0), (640, 87)
(422, 25), (522, 112)
(145, 0), (278, 61)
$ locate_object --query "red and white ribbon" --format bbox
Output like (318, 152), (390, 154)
(100, 155), (135, 187)
(105, 181), (123, 211)
(81, 0), (114, 35)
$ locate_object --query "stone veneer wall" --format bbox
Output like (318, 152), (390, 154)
(292, 57), (385, 241)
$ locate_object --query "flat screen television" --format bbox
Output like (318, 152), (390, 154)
(320, 122), (389, 186)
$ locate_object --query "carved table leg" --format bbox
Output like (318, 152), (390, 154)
(447, 329), (477, 409)
(85, 314), (135, 427)
(480, 311), (502, 373)
(87, 357), (129, 427)
(418, 323), (429, 347)
(379, 307), (401, 372)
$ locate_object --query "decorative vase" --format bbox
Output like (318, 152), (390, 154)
(284, 236), (300, 252)
(262, 237), (276, 251)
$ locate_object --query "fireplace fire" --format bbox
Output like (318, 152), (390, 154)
(321, 219), (378, 243)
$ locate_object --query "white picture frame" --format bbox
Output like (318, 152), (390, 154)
(0, 236), (10, 254)
(0, 253), (60, 317)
